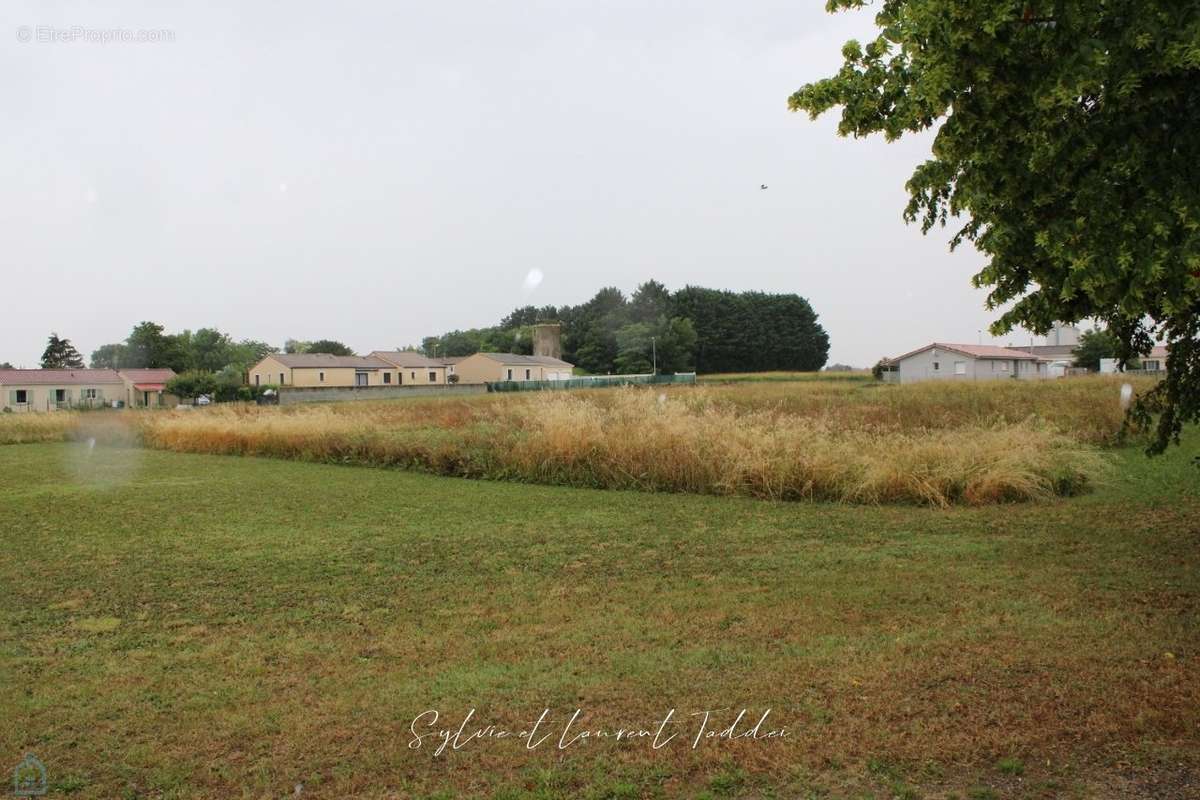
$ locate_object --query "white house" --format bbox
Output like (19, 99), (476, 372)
(1100, 345), (1169, 374)
(884, 343), (1046, 384)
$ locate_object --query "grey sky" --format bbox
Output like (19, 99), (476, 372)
(2, 1), (1040, 369)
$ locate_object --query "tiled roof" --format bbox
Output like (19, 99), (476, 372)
(1022, 344), (1077, 358)
(889, 343), (1041, 364)
(0, 368), (124, 386)
(267, 354), (392, 369)
(117, 368), (176, 383)
(368, 350), (445, 368)
(473, 352), (574, 367)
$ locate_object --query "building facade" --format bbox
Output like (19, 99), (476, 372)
(367, 351), (448, 385)
(454, 353), (575, 384)
(886, 343), (1045, 384)
(248, 354), (395, 388)
(0, 367), (178, 411)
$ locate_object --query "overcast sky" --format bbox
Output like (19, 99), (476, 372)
(2, 1), (1050, 369)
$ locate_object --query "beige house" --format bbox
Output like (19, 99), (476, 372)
(119, 368), (179, 407)
(1, 369), (123, 411)
(248, 353), (396, 388)
(0, 367), (177, 411)
(454, 353), (575, 384)
(367, 351), (448, 385)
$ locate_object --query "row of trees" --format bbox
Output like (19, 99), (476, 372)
(421, 281), (830, 374)
(88, 323), (277, 374)
(8, 329), (359, 378)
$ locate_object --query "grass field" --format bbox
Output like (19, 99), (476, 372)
(2, 429), (1197, 798)
(52, 376), (1151, 508)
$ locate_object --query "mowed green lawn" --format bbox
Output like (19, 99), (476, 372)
(1, 438), (1197, 799)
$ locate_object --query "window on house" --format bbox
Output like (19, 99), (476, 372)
(16, 389), (28, 404)
(280, 373), (285, 384)
(55, 389), (66, 402)
(429, 371), (437, 382)
(411, 371), (416, 381)
(525, 369), (531, 380)
(84, 388), (97, 399)
(506, 368), (513, 380)
(255, 374), (260, 386)
(1144, 360), (1160, 371)
(954, 361), (966, 375)
(383, 372), (391, 384)
(932, 361), (940, 371)
(319, 372), (325, 382)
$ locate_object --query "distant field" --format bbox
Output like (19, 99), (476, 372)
(697, 371), (871, 384)
(1, 436), (1197, 798)
(0, 375), (1164, 506)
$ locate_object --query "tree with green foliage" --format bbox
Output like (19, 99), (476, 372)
(165, 370), (218, 402)
(789, 0), (1199, 453)
(187, 328), (235, 372)
(227, 339), (276, 370)
(0, 362), (14, 370)
(89, 343), (128, 369)
(40, 333), (85, 369)
(614, 316), (697, 374)
(628, 280), (673, 325)
(1073, 327), (1120, 372)
(286, 339), (354, 356)
(425, 281), (826, 374)
(306, 340), (355, 356)
(672, 288), (829, 372)
(124, 322), (187, 371)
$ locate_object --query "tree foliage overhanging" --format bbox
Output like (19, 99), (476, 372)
(422, 281), (830, 374)
(789, 0), (1199, 453)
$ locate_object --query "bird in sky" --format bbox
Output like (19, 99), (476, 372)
(760, 184), (768, 190)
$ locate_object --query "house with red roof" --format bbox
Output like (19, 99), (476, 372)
(118, 368), (179, 407)
(0, 367), (178, 411)
(880, 343), (1048, 385)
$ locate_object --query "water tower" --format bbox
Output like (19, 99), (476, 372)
(532, 323), (562, 360)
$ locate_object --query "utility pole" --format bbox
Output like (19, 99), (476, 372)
(651, 336), (657, 375)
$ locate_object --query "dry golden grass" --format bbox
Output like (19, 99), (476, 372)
(701, 374), (1157, 445)
(0, 411), (81, 444)
(133, 378), (1133, 506)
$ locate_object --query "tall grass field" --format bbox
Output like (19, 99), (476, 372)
(0, 375), (1158, 505)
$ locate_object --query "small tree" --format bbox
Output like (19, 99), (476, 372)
(166, 371), (218, 402)
(41, 333), (85, 369)
(213, 365), (245, 402)
(1073, 328), (1119, 372)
